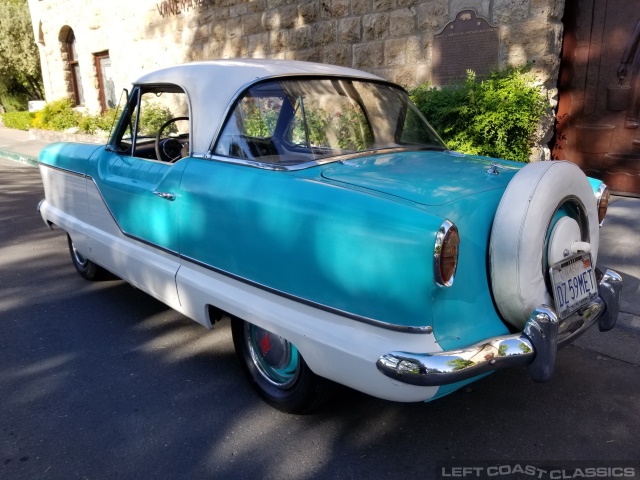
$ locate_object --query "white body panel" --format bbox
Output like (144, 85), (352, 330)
(39, 166), (444, 403)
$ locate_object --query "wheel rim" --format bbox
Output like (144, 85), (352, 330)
(71, 242), (89, 267)
(244, 323), (300, 388)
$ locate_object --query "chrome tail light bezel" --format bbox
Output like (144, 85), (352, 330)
(595, 183), (610, 226)
(433, 219), (460, 287)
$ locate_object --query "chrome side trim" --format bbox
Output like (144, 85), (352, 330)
(376, 268), (623, 386)
(179, 253), (433, 334)
(37, 161), (88, 178)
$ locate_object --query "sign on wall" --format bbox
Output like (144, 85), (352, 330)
(432, 10), (500, 86)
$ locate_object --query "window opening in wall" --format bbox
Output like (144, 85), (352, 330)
(95, 51), (116, 111)
(66, 29), (84, 106)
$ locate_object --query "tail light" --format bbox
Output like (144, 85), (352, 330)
(596, 183), (610, 226)
(434, 220), (460, 287)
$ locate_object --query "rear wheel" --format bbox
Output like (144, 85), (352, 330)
(231, 318), (331, 414)
(67, 234), (107, 281)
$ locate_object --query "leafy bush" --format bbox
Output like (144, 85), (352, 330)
(78, 108), (119, 135)
(138, 101), (175, 136)
(32, 98), (82, 131)
(1, 111), (34, 130)
(409, 66), (548, 162)
(26, 98), (120, 136)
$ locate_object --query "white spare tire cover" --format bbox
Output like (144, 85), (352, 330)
(489, 161), (599, 329)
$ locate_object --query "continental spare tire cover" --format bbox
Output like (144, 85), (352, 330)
(489, 161), (599, 329)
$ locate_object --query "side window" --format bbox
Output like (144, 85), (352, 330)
(284, 96), (373, 152)
(112, 86), (190, 162)
(214, 89), (285, 161)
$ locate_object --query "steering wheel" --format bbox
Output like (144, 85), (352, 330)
(155, 116), (189, 162)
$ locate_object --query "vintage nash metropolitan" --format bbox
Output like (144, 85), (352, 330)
(37, 60), (623, 413)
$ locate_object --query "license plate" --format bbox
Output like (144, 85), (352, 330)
(549, 253), (598, 319)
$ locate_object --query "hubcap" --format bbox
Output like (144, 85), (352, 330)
(71, 243), (89, 267)
(245, 323), (300, 388)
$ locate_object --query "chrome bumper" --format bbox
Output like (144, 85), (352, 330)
(376, 268), (623, 387)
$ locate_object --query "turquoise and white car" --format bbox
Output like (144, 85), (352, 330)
(37, 60), (622, 413)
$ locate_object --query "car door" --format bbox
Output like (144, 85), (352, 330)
(86, 85), (190, 306)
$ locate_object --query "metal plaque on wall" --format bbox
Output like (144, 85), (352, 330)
(432, 10), (500, 86)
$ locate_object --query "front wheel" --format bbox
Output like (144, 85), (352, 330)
(231, 318), (331, 414)
(67, 234), (107, 281)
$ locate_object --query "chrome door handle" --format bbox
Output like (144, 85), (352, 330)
(153, 191), (176, 201)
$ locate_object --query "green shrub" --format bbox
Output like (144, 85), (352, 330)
(78, 108), (119, 135)
(409, 66), (548, 162)
(138, 101), (175, 136)
(1, 111), (35, 130)
(32, 98), (82, 131)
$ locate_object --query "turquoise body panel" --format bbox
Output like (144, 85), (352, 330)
(39, 143), (102, 174)
(87, 149), (189, 253)
(178, 157), (443, 327)
(40, 143), (528, 343)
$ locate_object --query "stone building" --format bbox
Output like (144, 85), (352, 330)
(28, 0), (566, 159)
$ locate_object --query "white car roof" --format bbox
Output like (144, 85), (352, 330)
(134, 59), (384, 155)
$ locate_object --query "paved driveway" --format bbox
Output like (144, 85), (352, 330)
(1, 156), (639, 480)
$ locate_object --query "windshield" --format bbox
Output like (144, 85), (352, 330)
(213, 78), (446, 167)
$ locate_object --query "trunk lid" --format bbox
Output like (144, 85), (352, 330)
(320, 150), (521, 206)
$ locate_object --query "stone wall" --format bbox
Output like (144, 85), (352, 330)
(28, 0), (566, 159)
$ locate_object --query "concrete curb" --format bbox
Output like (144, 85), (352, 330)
(0, 148), (38, 167)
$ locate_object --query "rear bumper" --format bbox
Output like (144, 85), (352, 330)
(376, 268), (623, 386)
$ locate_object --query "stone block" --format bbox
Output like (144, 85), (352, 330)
(313, 21), (338, 46)
(330, 0), (351, 17)
(373, 0), (396, 12)
(416, 2), (448, 34)
(392, 65), (416, 87)
(362, 13), (389, 41)
(339, 17), (362, 43)
(352, 0), (371, 16)
(397, 0), (416, 6)
(247, 0), (267, 13)
(229, 3), (248, 17)
(385, 38), (407, 66)
(406, 35), (423, 63)
(269, 29), (290, 53)
(278, 5), (298, 28)
(261, 10), (279, 30)
(248, 32), (270, 57)
(298, 1), (320, 25)
(502, 21), (550, 59)
(389, 8), (415, 37)
(323, 44), (352, 66)
(493, 0), (531, 24)
(212, 22), (226, 41)
(243, 12), (264, 35)
(416, 62), (431, 85)
(353, 41), (384, 67)
(289, 25), (313, 50)
(531, 0), (564, 19)
(222, 36), (248, 58)
(287, 47), (322, 62)
(448, 0), (490, 21)
(226, 16), (243, 39)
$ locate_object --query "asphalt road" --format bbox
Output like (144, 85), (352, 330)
(1, 156), (639, 480)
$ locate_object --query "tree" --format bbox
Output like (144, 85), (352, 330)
(0, 0), (44, 111)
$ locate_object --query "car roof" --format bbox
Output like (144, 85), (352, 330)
(133, 59), (384, 155)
